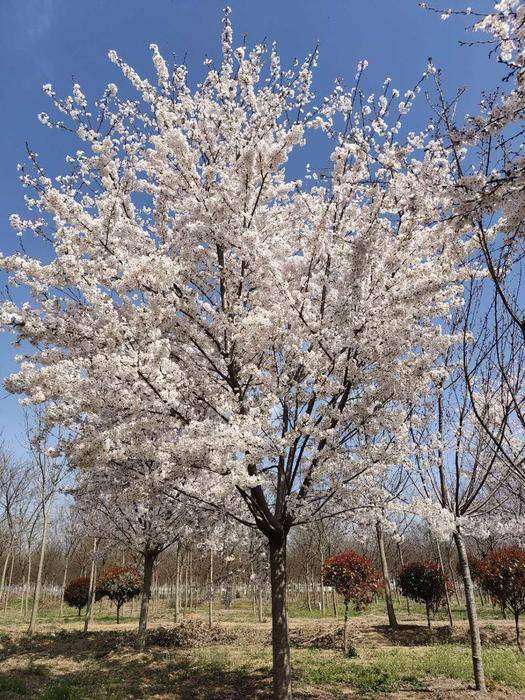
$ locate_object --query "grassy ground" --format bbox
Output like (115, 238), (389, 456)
(0, 596), (524, 699)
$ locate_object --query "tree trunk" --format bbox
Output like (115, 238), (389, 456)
(208, 548), (214, 628)
(28, 513), (49, 636)
(453, 531), (486, 692)
(189, 551), (194, 611)
(184, 551), (189, 612)
(269, 535), (292, 700)
(0, 548), (11, 614)
(305, 562), (312, 612)
(319, 548), (325, 617)
(343, 600), (349, 655)
(376, 521), (397, 629)
(4, 551), (15, 615)
(174, 545), (180, 623)
(397, 543), (410, 615)
(426, 603), (431, 629)
(138, 549), (155, 648)
(332, 589), (338, 618)
(60, 558), (69, 618)
(515, 612), (523, 653)
(24, 551), (32, 620)
(117, 603), (121, 625)
(83, 537), (98, 633)
(435, 538), (454, 628)
(258, 587), (264, 623)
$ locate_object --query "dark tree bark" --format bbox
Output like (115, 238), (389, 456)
(514, 612), (523, 653)
(138, 549), (156, 649)
(269, 534), (292, 700)
(343, 600), (350, 655)
(376, 521), (398, 630)
(83, 537), (97, 633)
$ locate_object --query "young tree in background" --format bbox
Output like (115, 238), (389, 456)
(74, 459), (197, 647)
(25, 415), (69, 636)
(0, 445), (29, 611)
(97, 566), (141, 624)
(323, 549), (382, 655)
(63, 576), (95, 617)
(398, 561), (451, 629)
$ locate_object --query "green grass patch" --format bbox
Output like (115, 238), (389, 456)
(293, 644), (525, 694)
(0, 674), (26, 694)
(375, 645), (525, 691)
(294, 650), (426, 694)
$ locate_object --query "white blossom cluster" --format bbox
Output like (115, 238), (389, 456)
(0, 8), (486, 546)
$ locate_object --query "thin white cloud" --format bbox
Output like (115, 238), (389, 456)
(10, 0), (56, 41)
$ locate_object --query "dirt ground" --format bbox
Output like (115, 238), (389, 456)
(1, 606), (524, 699)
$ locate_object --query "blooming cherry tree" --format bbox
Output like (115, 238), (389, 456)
(1, 10), (474, 697)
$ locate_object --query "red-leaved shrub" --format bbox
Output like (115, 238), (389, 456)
(63, 576), (98, 616)
(97, 566), (142, 623)
(398, 561), (451, 628)
(473, 547), (525, 649)
(322, 549), (382, 654)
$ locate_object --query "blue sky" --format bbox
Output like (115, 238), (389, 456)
(0, 0), (498, 455)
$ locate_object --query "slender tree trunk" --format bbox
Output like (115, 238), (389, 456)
(258, 586), (264, 623)
(426, 603), (431, 629)
(397, 543), (410, 614)
(28, 513), (49, 636)
(20, 564), (26, 619)
(343, 600), (349, 655)
(117, 603), (121, 625)
(269, 534), (292, 700)
(174, 545), (180, 623)
(319, 548), (325, 617)
(138, 549), (155, 648)
(453, 531), (486, 692)
(152, 572), (157, 616)
(450, 566), (462, 606)
(479, 588), (485, 607)
(4, 551), (15, 615)
(60, 558), (69, 618)
(208, 548), (214, 628)
(332, 589), (338, 619)
(515, 612), (523, 653)
(189, 551), (194, 611)
(306, 562), (312, 612)
(24, 551), (32, 620)
(436, 538), (454, 628)
(83, 537), (98, 633)
(376, 521), (397, 629)
(0, 548), (11, 613)
(184, 551), (189, 612)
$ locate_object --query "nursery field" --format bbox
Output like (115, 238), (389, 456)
(1, 598), (524, 700)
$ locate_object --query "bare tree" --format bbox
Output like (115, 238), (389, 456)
(26, 414), (69, 636)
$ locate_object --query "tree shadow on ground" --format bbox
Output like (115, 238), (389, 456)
(374, 622), (455, 646)
(0, 630), (280, 699)
(373, 622), (518, 648)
